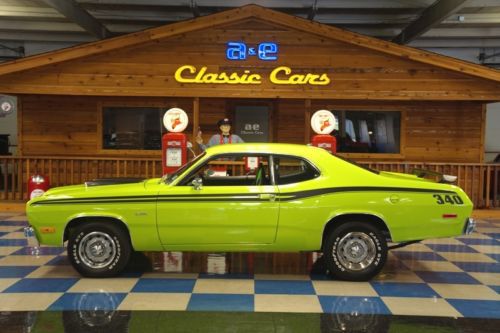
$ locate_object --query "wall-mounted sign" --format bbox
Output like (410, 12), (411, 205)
(163, 108), (188, 133)
(311, 110), (336, 135)
(226, 42), (278, 61)
(175, 65), (330, 86)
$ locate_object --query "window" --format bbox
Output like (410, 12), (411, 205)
(102, 107), (164, 150)
(182, 154), (271, 186)
(274, 156), (319, 185)
(331, 111), (401, 154)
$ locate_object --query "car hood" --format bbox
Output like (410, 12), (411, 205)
(29, 178), (160, 204)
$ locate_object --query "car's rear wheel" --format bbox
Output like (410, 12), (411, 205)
(67, 222), (131, 277)
(324, 222), (387, 281)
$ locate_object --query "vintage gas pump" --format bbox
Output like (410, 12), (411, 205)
(161, 108), (189, 175)
(310, 110), (337, 154)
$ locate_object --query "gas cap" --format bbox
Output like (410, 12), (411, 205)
(389, 195), (400, 204)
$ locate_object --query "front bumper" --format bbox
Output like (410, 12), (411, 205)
(23, 226), (40, 248)
(463, 218), (476, 235)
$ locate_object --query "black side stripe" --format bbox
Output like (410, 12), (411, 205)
(30, 186), (456, 206)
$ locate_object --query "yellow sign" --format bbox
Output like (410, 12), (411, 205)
(174, 65), (330, 86)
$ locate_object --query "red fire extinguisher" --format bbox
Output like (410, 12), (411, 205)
(162, 108), (189, 175)
(28, 174), (50, 200)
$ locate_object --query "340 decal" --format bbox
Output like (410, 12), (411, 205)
(433, 194), (463, 205)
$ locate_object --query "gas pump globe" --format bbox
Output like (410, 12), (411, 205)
(162, 108), (189, 174)
(310, 110), (337, 153)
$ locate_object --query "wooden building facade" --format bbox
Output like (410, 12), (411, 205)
(0, 5), (499, 206)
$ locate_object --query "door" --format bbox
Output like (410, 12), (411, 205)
(157, 154), (279, 245)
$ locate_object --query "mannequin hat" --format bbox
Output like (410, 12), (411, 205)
(217, 118), (232, 127)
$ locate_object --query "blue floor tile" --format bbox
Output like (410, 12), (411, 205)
(4, 278), (79, 293)
(0, 266), (38, 278)
(371, 282), (439, 298)
(0, 221), (28, 226)
(459, 238), (499, 246)
(489, 285), (500, 294)
(453, 262), (500, 273)
(447, 299), (500, 319)
(132, 278), (195, 293)
(255, 280), (316, 295)
(45, 255), (70, 266)
(0, 239), (27, 246)
(486, 253), (500, 262)
(485, 233), (500, 240)
(12, 246), (65, 256)
(187, 294), (254, 312)
(48, 292), (127, 311)
(198, 273), (253, 279)
(425, 244), (478, 253)
(415, 271), (481, 284)
(392, 251), (445, 261)
(319, 296), (391, 315)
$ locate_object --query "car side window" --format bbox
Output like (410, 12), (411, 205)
(182, 154), (271, 186)
(273, 156), (319, 185)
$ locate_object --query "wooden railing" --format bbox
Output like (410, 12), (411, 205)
(1, 156), (498, 208)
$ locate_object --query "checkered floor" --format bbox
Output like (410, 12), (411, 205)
(0, 212), (499, 318)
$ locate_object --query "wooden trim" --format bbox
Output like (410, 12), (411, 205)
(17, 96), (23, 156)
(400, 109), (407, 158)
(193, 97), (200, 151)
(304, 99), (311, 144)
(96, 101), (103, 152)
(339, 153), (405, 160)
(0, 5), (498, 84)
(479, 103), (486, 163)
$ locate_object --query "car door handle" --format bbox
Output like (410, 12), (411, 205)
(260, 193), (276, 201)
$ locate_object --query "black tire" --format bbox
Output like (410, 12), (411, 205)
(67, 222), (131, 278)
(324, 221), (387, 281)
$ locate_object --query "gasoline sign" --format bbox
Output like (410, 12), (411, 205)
(163, 108), (188, 133)
(311, 110), (336, 135)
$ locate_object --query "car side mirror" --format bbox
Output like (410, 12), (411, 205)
(192, 177), (203, 191)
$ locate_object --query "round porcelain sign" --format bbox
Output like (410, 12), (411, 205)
(311, 110), (336, 135)
(0, 101), (13, 115)
(163, 108), (188, 133)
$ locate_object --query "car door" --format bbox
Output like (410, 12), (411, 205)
(156, 154), (279, 245)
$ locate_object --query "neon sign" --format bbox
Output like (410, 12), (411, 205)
(226, 42), (278, 61)
(174, 65), (330, 86)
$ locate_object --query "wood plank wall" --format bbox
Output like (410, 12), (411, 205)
(19, 95), (483, 162)
(2, 19), (499, 100)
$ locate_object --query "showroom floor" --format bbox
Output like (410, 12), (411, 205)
(0, 211), (499, 331)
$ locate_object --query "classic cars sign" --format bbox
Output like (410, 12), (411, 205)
(174, 42), (331, 86)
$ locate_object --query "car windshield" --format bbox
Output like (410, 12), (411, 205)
(161, 152), (206, 184)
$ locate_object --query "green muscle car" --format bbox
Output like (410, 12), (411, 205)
(25, 143), (475, 281)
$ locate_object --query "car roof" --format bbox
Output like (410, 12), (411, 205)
(204, 143), (328, 156)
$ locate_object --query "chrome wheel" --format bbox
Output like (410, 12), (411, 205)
(78, 232), (117, 269)
(336, 232), (376, 271)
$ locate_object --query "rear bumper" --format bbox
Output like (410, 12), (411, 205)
(463, 218), (476, 235)
(23, 226), (40, 248)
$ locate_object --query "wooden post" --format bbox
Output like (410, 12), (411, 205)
(304, 99), (311, 144)
(193, 97), (200, 153)
(479, 103), (486, 163)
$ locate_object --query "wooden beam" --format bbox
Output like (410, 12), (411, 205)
(304, 99), (311, 144)
(192, 97), (200, 153)
(393, 0), (468, 44)
(42, 0), (112, 39)
(0, 4), (499, 84)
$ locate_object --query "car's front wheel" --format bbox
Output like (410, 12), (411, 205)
(324, 222), (387, 281)
(67, 222), (131, 277)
